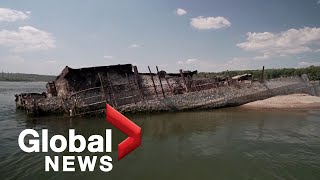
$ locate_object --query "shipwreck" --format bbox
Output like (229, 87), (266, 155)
(15, 64), (320, 116)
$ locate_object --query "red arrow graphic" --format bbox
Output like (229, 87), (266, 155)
(106, 104), (142, 160)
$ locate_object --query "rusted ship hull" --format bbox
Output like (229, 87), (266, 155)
(15, 64), (320, 116)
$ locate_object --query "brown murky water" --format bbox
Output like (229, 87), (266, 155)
(1, 81), (320, 180)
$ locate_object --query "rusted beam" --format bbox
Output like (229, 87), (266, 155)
(133, 66), (144, 100)
(98, 73), (107, 101)
(189, 76), (197, 92)
(156, 66), (165, 98)
(148, 66), (158, 97)
(164, 77), (173, 94)
(126, 73), (136, 104)
(106, 72), (117, 107)
(261, 66), (265, 83)
(179, 69), (188, 92)
(69, 87), (101, 98)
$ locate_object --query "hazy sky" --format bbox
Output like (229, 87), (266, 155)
(1, 0), (320, 75)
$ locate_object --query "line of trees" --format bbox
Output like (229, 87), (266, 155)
(197, 66), (320, 81)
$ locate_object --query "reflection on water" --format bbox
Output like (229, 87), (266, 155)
(1, 81), (320, 180)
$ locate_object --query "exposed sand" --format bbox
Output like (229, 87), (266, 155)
(241, 94), (320, 109)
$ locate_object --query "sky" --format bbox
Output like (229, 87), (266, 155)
(0, 0), (320, 75)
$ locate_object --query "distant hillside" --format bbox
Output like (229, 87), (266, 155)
(0, 72), (56, 82)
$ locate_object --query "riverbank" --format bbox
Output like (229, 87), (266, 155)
(241, 94), (320, 109)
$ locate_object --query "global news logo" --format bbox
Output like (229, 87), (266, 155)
(18, 104), (142, 172)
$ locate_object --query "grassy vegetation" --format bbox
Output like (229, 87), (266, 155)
(0, 72), (56, 82)
(197, 66), (320, 81)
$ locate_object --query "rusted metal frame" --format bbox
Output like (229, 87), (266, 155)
(110, 82), (136, 87)
(73, 93), (105, 116)
(261, 66), (265, 83)
(72, 92), (79, 116)
(179, 69), (189, 92)
(164, 77), (173, 95)
(148, 66), (158, 97)
(106, 87), (138, 94)
(140, 81), (181, 88)
(106, 72), (117, 108)
(80, 94), (104, 101)
(187, 75), (196, 92)
(69, 87), (101, 98)
(141, 80), (173, 94)
(126, 73), (136, 104)
(192, 79), (200, 91)
(118, 94), (139, 100)
(141, 84), (159, 88)
(194, 82), (216, 89)
(156, 66), (165, 98)
(72, 108), (105, 117)
(98, 73), (107, 102)
(133, 66), (144, 100)
(81, 101), (106, 108)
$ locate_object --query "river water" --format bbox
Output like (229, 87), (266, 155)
(1, 81), (320, 180)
